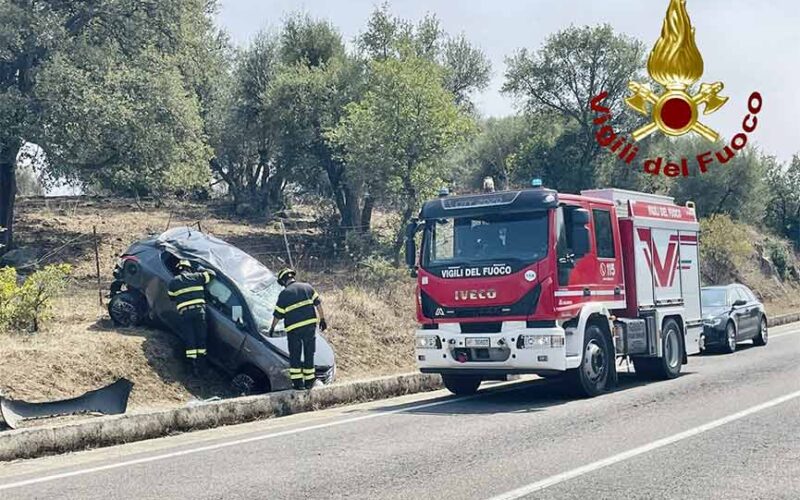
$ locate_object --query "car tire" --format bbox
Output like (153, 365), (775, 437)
(108, 290), (147, 327)
(720, 321), (737, 354)
(752, 316), (768, 347)
(566, 324), (613, 397)
(442, 374), (482, 396)
(633, 319), (683, 380)
(232, 368), (269, 396)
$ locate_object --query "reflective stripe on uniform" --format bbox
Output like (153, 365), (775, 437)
(186, 349), (197, 359)
(303, 373), (316, 381)
(311, 291), (319, 301)
(302, 368), (315, 380)
(285, 317), (318, 332)
(204, 272), (211, 284)
(283, 299), (314, 314)
(289, 367), (303, 380)
(196, 349), (207, 356)
(168, 286), (205, 297)
(274, 305), (286, 314)
(177, 298), (206, 310)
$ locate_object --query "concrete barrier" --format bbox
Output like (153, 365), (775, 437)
(0, 372), (443, 462)
(768, 312), (800, 328)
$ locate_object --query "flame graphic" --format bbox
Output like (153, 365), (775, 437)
(647, 0), (704, 89)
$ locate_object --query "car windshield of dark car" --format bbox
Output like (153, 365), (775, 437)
(423, 211), (548, 267)
(701, 289), (728, 308)
(240, 278), (282, 333)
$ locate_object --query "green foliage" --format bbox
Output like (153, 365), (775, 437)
(502, 25), (645, 191)
(0, 264), (71, 333)
(329, 55), (475, 262)
(765, 239), (792, 281)
(765, 155), (800, 248)
(661, 137), (769, 224)
(699, 215), (754, 284)
(352, 255), (409, 289)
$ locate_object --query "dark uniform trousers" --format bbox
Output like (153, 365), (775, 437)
(168, 269), (214, 362)
(181, 306), (208, 360)
(288, 325), (316, 388)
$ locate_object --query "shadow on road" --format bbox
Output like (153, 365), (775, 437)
(377, 371), (695, 417)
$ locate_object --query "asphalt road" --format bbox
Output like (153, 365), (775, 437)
(2, 323), (800, 500)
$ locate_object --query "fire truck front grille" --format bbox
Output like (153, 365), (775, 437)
(421, 285), (541, 320)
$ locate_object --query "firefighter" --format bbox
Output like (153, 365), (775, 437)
(268, 268), (328, 390)
(168, 259), (215, 375)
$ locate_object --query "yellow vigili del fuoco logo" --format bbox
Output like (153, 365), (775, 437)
(590, 0), (763, 177)
(626, 0), (728, 142)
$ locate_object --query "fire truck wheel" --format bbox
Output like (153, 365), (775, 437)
(566, 324), (613, 398)
(633, 319), (683, 380)
(442, 375), (482, 396)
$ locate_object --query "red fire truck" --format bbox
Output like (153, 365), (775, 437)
(405, 183), (702, 397)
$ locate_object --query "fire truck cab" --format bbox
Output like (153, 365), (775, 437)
(406, 184), (702, 397)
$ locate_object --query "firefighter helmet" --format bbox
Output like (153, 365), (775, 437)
(277, 267), (296, 286)
(176, 259), (192, 271)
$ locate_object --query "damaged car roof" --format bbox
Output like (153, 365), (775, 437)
(156, 227), (277, 293)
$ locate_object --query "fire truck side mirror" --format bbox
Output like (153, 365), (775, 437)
(405, 220), (419, 269)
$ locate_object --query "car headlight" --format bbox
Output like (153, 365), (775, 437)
(703, 317), (723, 327)
(416, 335), (441, 349)
(518, 335), (565, 349)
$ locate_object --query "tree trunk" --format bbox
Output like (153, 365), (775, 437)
(0, 143), (19, 254)
(341, 183), (362, 231)
(360, 195), (374, 233)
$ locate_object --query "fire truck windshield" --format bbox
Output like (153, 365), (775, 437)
(422, 211), (549, 268)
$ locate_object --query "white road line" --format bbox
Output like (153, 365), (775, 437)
(0, 381), (535, 492)
(486, 388), (800, 500)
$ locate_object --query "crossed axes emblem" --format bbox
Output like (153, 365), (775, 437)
(626, 81), (728, 142)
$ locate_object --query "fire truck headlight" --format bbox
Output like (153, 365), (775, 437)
(416, 335), (442, 349)
(519, 335), (565, 349)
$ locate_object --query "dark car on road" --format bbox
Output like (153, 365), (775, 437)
(107, 227), (335, 394)
(701, 284), (768, 353)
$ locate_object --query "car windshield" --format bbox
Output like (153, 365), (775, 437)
(422, 211), (549, 267)
(240, 279), (283, 333)
(701, 289), (728, 308)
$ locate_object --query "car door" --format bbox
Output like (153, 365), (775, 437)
(205, 278), (249, 372)
(731, 287), (753, 338)
(737, 286), (760, 338)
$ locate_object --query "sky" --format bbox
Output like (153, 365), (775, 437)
(216, 0), (800, 163)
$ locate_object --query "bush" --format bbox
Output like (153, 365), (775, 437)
(765, 239), (792, 280)
(353, 256), (408, 289)
(0, 264), (71, 333)
(699, 215), (753, 284)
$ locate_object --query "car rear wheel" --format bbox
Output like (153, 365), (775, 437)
(442, 374), (482, 396)
(232, 368), (269, 396)
(108, 290), (147, 327)
(753, 316), (768, 346)
(720, 321), (737, 354)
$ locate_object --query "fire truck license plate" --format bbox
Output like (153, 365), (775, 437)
(465, 337), (490, 348)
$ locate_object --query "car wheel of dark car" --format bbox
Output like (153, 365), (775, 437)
(232, 368), (269, 396)
(720, 321), (737, 354)
(753, 316), (768, 347)
(108, 290), (147, 327)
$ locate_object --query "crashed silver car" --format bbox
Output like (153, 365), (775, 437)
(108, 227), (335, 394)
